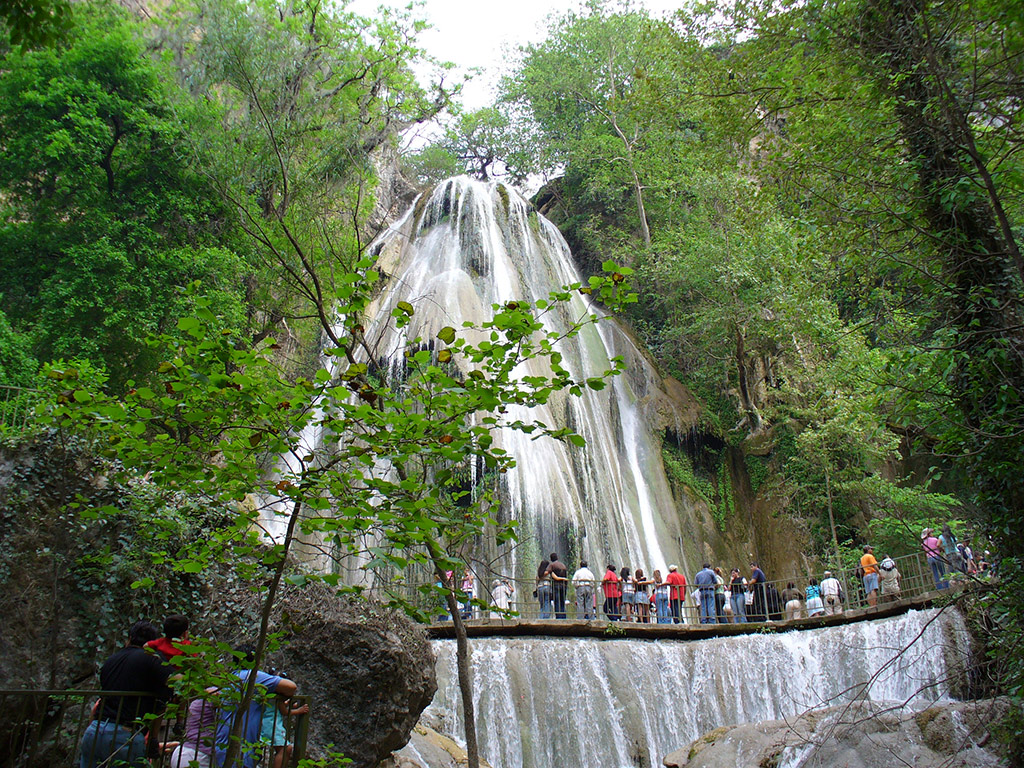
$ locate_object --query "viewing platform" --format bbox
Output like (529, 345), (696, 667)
(427, 591), (941, 640)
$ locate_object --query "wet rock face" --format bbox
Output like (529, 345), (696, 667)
(267, 586), (437, 768)
(662, 699), (1012, 768)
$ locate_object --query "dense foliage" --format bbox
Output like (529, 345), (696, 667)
(2, 0), (1022, 762)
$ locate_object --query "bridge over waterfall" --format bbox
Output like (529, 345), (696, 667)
(427, 590), (939, 640)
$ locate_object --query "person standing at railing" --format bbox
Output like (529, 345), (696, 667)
(602, 564), (621, 621)
(860, 545), (880, 607)
(633, 568), (653, 623)
(748, 563), (768, 622)
(79, 620), (173, 768)
(213, 645), (299, 768)
(940, 524), (962, 573)
(806, 578), (824, 617)
(652, 570), (671, 623)
(820, 571), (842, 615)
(169, 688), (220, 768)
(261, 671), (310, 768)
(460, 571), (475, 620)
(548, 553), (569, 619)
(922, 528), (948, 589)
(146, 615), (192, 662)
(782, 582), (803, 620)
(712, 568), (728, 623)
(573, 561), (596, 620)
(536, 560), (552, 619)
(490, 577), (513, 618)
(879, 555), (901, 603)
(620, 566), (635, 621)
(694, 564), (717, 624)
(666, 565), (687, 624)
(729, 568), (747, 623)
(959, 540), (977, 574)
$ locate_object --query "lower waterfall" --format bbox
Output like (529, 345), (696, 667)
(424, 609), (969, 768)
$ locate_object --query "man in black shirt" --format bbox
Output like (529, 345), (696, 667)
(79, 620), (174, 768)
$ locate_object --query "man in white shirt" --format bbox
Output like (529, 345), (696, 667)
(820, 571), (843, 615)
(572, 561), (596, 620)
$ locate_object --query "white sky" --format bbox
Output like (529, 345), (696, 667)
(348, 0), (685, 112)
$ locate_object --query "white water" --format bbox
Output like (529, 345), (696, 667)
(356, 177), (692, 580)
(426, 609), (970, 768)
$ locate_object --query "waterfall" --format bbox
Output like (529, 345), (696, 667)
(354, 177), (693, 581)
(424, 608), (969, 768)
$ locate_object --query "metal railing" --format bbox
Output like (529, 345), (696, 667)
(426, 550), (974, 625)
(0, 689), (310, 768)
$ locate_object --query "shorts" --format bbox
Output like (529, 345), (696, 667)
(863, 573), (879, 594)
(621, 589), (636, 605)
(260, 708), (287, 746)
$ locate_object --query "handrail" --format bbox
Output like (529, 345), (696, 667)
(410, 549), (977, 625)
(0, 689), (310, 768)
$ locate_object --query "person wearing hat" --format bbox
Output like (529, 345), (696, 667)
(922, 528), (947, 589)
(665, 564), (687, 623)
(819, 571), (842, 615)
(860, 545), (880, 607)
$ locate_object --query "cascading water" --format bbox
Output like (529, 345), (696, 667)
(423, 608), (970, 768)
(355, 177), (693, 581)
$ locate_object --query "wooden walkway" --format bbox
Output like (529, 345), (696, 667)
(426, 592), (939, 641)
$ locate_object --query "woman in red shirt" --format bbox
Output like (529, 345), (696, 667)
(602, 565), (621, 621)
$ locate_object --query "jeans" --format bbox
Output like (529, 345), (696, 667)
(714, 593), (727, 623)
(928, 556), (948, 589)
(699, 589), (716, 624)
(669, 598), (682, 623)
(603, 596), (621, 621)
(655, 593), (671, 623)
(553, 582), (568, 619)
(730, 593), (747, 623)
(79, 720), (148, 768)
(538, 583), (552, 618)
(576, 586), (595, 619)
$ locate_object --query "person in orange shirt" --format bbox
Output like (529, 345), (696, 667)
(860, 545), (880, 607)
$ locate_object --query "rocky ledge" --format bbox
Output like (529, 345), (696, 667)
(663, 699), (1015, 768)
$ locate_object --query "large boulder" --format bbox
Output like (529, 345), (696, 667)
(662, 699), (1013, 768)
(265, 585), (437, 768)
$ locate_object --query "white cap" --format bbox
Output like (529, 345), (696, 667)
(668, 564), (678, 571)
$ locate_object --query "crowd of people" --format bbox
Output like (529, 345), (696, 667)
(922, 524), (989, 589)
(78, 615), (308, 768)
(444, 525), (993, 625)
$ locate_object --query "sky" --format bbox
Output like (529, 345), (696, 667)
(348, 0), (685, 113)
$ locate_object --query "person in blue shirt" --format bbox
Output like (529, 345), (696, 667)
(214, 646), (299, 768)
(693, 564), (717, 624)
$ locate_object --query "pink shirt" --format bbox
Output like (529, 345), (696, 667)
(923, 536), (941, 557)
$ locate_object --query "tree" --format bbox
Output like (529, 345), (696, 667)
(502, 3), (658, 245)
(161, 0), (451, 353)
(49, 261), (631, 767)
(0, 0), (71, 47)
(0, 4), (249, 387)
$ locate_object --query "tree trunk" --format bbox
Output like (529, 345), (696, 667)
(857, 0), (1024, 543)
(734, 325), (762, 433)
(824, 464), (839, 567)
(427, 542), (479, 768)
(221, 498), (303, 768)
